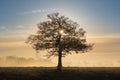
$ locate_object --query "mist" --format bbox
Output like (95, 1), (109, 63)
(0, 56), (54, 67)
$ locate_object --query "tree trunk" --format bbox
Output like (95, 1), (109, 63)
(57, 35), (62, 71)
(57, 50), (62, 71)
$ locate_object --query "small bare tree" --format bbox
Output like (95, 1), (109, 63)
(26, 13), (93, 71)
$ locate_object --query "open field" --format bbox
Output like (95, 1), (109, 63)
(0, 67), (120, 80)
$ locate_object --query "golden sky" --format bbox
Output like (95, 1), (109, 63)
(0, 36), (120, 67)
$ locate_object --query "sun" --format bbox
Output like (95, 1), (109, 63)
(59, 30), (64, 35)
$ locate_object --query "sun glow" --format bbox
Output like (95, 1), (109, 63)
(59, 30), (64, 35)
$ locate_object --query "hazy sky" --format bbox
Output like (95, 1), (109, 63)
(0, 0), (120, 36)
(0, 0), (120, 67)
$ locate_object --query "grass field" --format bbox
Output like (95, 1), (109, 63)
(0, 67), (120, 80)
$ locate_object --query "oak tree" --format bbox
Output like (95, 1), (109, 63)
(26, 13), (93, 71)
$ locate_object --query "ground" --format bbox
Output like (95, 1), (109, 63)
(0, 67), (120, 80)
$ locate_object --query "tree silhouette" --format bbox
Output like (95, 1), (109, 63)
(26, 13), (93, 71)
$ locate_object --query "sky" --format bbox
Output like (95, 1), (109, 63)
(0, 0), (120, 67)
